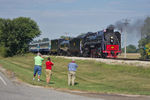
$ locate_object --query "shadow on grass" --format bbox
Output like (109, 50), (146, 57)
(69, 82), (79, 86)
(74, 82), (79, 86)
(68, 82), (79, 87)
(39, 79), (45, 82)
(32, 79), (45, 83)
(49, 81), (55, 84)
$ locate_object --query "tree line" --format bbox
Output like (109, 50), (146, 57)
(0, 17), (41, 57)
(122, 44), (138, 53)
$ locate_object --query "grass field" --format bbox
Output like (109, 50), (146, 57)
(0, 53), (150, 95)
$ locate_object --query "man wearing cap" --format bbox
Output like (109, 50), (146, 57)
(68, 59), (78, 86)
(33, 52), (44, 81)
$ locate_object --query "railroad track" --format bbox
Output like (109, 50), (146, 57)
(44, 54), (150, 67)
(106, 58), (150, 62)
(57, 56), (150, 67)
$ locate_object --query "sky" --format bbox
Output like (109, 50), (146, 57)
(0, 0), (150, 46)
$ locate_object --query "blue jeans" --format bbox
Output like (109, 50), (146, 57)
(34, 65), (42, 76)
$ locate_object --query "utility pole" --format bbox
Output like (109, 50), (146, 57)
(65, 32), (69, 36)
(65, 32), (69, 40)
(124, 19), (129, 58)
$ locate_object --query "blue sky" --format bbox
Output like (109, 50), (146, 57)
(0, 0), (150, 46)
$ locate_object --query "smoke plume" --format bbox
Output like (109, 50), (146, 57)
(110, 18), (145, 46)
(114, 19), (144, 36)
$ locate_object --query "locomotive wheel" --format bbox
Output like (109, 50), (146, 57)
(67, 51), (71, 56)
(102, 53), (107, 58)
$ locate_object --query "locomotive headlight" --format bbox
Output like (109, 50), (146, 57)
(110, 36), (113, 39)
(110, 36), (114, 43)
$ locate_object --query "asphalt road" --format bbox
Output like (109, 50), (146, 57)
(0, 71), (103, 100)
(0, 71), (150, 100)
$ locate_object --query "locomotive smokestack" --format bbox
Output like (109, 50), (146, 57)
(106, 24), (115, 32)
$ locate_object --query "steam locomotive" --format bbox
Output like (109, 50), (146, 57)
(29, 27), (121, 58)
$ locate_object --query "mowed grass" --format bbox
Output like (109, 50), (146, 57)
(0, 53), (150, 95)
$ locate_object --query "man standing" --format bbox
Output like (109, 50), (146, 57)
(68, 59), (78, 86)
(33, 52), (44, 81)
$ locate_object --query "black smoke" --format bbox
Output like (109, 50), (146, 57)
(109, 18), (145, 46)
(114, 19), (144, 37)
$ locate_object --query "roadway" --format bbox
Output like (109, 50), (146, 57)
(0, 71), (103, 100)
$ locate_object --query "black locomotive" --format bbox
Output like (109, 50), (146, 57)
(29, 27), (121, 58)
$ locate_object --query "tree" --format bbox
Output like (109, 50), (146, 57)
(122, 44), (137, 53)
(138, 16), (150, 59)
(0, 18), (14, 56)
(138, 36), (150, 59)
(0, 17), (41, 57)
(42, 38), (49, 42)
(127, 44), (137, 53)
(60, 36), (71, 40)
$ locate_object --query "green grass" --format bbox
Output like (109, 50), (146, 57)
(0, 53), (150, 95)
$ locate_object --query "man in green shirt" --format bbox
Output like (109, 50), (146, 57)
(33, 52), (44, 81)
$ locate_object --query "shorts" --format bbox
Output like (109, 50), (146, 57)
(34, 65), (42, 76)
(46, 69), (52, 79)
